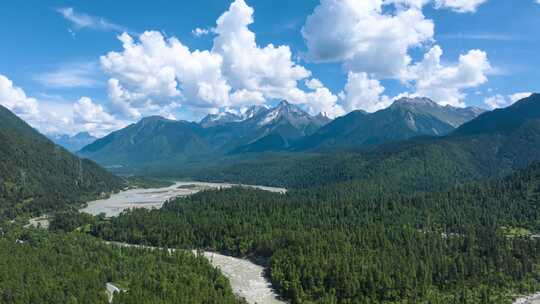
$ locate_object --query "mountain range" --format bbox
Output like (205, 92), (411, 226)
(49, 132), (97, 152)
(294, 97), (484, 150)
(79, 97), (484, 168)
(193, 93), (540, 192)
(79, 100), (330, 166)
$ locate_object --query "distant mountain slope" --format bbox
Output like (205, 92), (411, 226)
(49, 132), (97, 152)
(79, 116), (211, 166)
(200, 112), (243, 128)
(193, 94), (540, 192)
(0, 105), (123, 218)
(199, 105), (270, 128)
(228, 101), (330, 153)
(295, 97), (484, 150)
(453, 93), (540, 136)
(80, 101), (330, 167)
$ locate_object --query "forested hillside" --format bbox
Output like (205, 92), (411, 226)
(0, 105), (124, 219)
(95, 162), (540, 303)
(0, 230), (238, 304)
(192, 94), (540, 192)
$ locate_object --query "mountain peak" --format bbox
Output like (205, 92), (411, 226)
(393, 97), (438, 108)
(200, 112), (242, 128)
(75, 131), (92, 137)
(316, 112), (328, 119)
(49, 131), (98, 152)
(256, 101), (311, 127)
(242, 105), (268, 120)
(140, 115), (169, 123)
(278, 100), (291, 107)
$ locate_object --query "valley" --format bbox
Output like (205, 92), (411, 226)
(3, 1), (540, 303)
(3, 93), (540, 304)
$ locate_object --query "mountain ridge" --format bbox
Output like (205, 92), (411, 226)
(294, 97), (485, 151)
(191, 93), (540, 192)
(0, 105), (124, 218)
(79, 97), (486, 169)
(79, 101), (330, 167)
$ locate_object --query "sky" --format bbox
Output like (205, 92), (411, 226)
(0, 0), (539, 137)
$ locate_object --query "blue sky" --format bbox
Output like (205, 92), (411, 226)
(0, 0), (539, 136)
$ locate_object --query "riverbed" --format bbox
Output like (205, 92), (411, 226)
(513, 293), (540, 304)
(82, 181), (287, 303)
(81, 181), (286, 217)
(104, 241), (285, 304)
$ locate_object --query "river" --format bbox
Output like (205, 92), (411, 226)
(81, 181), (287, 303)
(513, 293), (540, 304)
(81, 181), (286, 217)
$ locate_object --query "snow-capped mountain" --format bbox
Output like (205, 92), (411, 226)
(200, 112), (243, 128)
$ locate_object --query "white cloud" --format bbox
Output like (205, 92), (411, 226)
(100, 0), (340, 119)
(0, 74), (126, 137)
(302, 0), (434, 78)
(304, 86), (345, 117)
(434, 0), (487, 13)
(73, 97), (115, 124)
(56, 7), (126, 32)
(305, 78), (323, 90)
(0, 74), (39, 119)
(407, 45), (491, 107)
(34, 62), (101, 88)
(192, 27), (211, 37)
(509, 92), (533, 103)
(230, 89), (265, 105)
(106, 78), (142, 119)
(485, 92), (532, 109)
(101, 31), (230, 116)
(301, 0), (492, 109)
(72, 97), (126, 136)
(484, 94), (506, 109)
(340, 72), (391, 113)
(212, 0), (311, 100)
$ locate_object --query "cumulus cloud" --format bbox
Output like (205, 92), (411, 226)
(305, 78), (324, 90)
(304, 85), (345, 117)
(230, 89), (265, 105)
(485, 92), (532, 109)
(407, 45), (491, 107)
(0, 74), (125, 137)
(340, 72), (391, 113)
(0, 74), (39, 119)
(302, 0), (434, 78)
(73, 97), (126, 136)
(101, 31), (230, 116)
(299, 0), (493, 111)
(100, 0), (341, 119)
(56, 7), (126, 32)
(212, 0), (311, 101)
